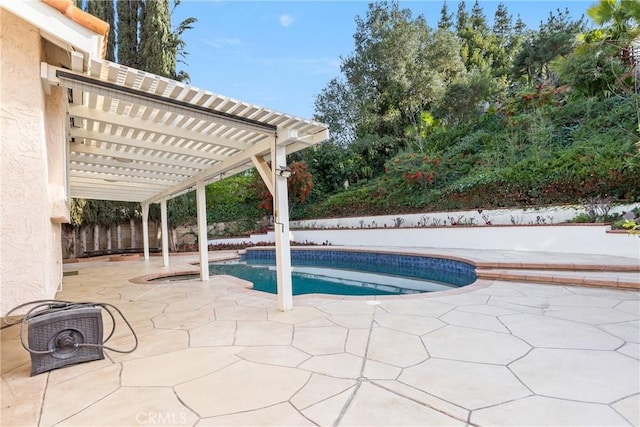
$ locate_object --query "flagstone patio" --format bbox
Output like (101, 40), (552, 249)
(1, 250), (639, 426)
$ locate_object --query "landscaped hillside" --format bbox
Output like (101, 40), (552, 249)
(283, 1), (640, 220)
(299, 88), (639, 219)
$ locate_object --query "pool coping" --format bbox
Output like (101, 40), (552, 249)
(127, 246), (639, 293)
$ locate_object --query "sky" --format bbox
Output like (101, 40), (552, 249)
(172, 1), (595, 120)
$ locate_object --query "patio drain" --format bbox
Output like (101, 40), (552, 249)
(356, 377), (369, 383)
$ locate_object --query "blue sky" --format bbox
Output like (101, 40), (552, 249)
(172, 1), (594, 120)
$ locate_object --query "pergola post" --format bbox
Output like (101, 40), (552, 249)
(196, 180), (209, 281)
(272, 143), (293, 311)
(142, 202), (150, 261)
(160, 199), (169, 267)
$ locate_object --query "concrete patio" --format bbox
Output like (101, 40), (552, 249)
(1, 249), (639, 426)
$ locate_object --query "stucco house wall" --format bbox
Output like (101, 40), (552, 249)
(0, 0), (108, 316)
(0, 8), (81, 316)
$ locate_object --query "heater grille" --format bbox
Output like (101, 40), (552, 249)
(28, 306), (104, 376)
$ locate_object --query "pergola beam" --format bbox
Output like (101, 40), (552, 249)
(69, 161), (189, 182)
(69, 170), (174, 188)
(69, 142), (212, 171)
(56, 69), (277, 135)
(70, 128), (232, 162)
(68, 105), (258, 151)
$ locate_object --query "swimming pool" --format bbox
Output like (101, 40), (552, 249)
(208, 248), (476, 296)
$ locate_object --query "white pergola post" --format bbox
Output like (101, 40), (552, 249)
(81, 227), (87, 253)
(160, 199), (169, 267)
(130, 218), (136, 248)
(93, 225), (99, 251)
(272, 143), (293, 311)
(116, 224), (122, 249)
(142, 202), (150, 261)
(196, 181), (209, 281)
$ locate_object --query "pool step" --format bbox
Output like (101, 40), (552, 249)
(476, 267), (640, 290)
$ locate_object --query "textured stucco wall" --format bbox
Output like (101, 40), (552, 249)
(1, 10), (63, 316)
(44, 85), (67, 299)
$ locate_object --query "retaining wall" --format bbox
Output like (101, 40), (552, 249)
(210, 224), (640, 259)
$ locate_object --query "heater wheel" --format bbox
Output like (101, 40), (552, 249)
(49, 329), (84, 359)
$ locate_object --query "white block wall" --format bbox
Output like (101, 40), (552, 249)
(211, 225), (640, 259)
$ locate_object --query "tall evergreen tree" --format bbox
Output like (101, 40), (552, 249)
(491, 3), (514, 78)
(514, 15), (527, 35)
(458, 0), (494, 71)
(469, 0), (489, 33)
(493, 3), (511, 39)
(137, 0), (196, 82)
(507, 14), (530, 70)
(86, 0), (116, 61)
(510, 14), (528, 55)
(455, 0), (468, 36)
(117, 0), (140, 68)
(512, 8), (586, 82)
(139, 0), (174, 78)
(438, 1), (454, 30)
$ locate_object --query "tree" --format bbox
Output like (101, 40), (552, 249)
(339, 2), (439, 137)
(425, 28), (466, 85)
(315, 1), (467, 149)
(510, 15), (528, 60)
(469, 0), (488, 32)
(456, 0), (496, 71)
(552, 40), (628, 97)
(169, 1), (197, 82)
(303, 143), (357, 195)
(350, 134), (402, 179)
(492, 3), (511, 39)
(435, 69), (498, 125)
(117, 0), (140, 68)
(205, 174), (261, 225)
(587, 0), (640, 41)
(438, 1), (454, 30)
(313, 78), (357, 146)
(583, 0), (639, 132)
(512, 9), (586, 83)
(455, 0), (468, 36)
(86, 0), (115, 61)
(404, 111), (440, 153)
(139, 0), (174, 78)
(117, 0), (196, 79)
(70, 200), (140, 227)
(490, 3), (514, 78)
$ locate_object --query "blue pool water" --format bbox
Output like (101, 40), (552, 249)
(208, 249), (476, 296)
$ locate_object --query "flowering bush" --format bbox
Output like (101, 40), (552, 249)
(253, 161), (314, 212)
(384, 152), (441, 190)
